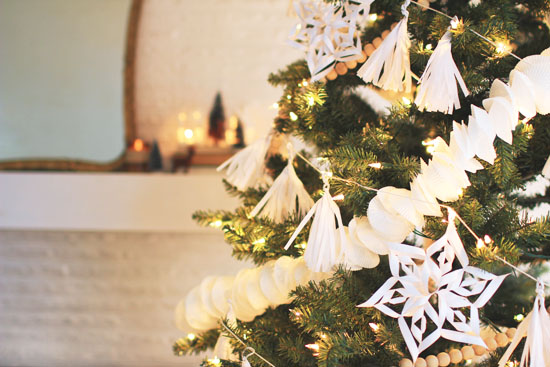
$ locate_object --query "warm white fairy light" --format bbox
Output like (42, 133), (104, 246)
(514, 313), (525, 322)
(483, 234), (492, 244)
(187, 333), (196, 341)
(208, 357), (221, 366)
(368, 13), (378, 22)
(450, 17), (461, 30)
(212, 220), (222, 228)
(289, 112), (299, 121)
(287, 94), (292, 100)
(307, 96), (315, 106)
(402, 97), (412, 106)
(368, 162), (382, 169)
(252, 238), (266, 245)
(332, 194), (345, 201)
(495, 41), (509, 55)
(425, 43), (433, 50)
(272, 102), (279, 109)
(305, 343), (320, 356)
(476, 238), (485, 249)
(369, 322), (380, 332)
(303, 81), (309, 87)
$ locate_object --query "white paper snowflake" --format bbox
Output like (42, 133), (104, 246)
(288, 0), (372, 81)
(358, 215), (507, 360)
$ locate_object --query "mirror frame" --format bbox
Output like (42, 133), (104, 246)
(0, 0), (142, 171)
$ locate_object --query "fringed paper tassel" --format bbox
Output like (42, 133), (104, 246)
(498, 279), (550, 367)
(217, 134), (272, 190)
(250, 143), (314, 223)
(414, 18), (469, 114)
(357, 0), (412, 92)
(284, 175), (344, 272)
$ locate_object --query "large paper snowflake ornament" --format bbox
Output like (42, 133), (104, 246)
(358, 213), (507, 361)
(288, 0), (372, 81)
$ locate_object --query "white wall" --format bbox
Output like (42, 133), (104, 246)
(0, 0), (129, 163)
(135, 0), (301, 154)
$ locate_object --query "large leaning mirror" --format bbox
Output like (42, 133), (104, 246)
(0, 0), (140, 170)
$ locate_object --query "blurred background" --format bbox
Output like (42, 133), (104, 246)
(0, 0), (300, 365)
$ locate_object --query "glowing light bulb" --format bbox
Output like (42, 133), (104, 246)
(272, 102), (279, 109)
(289, 112), (298, 121)
(287, 94), (292, 100)
(402, 97), (412, 106)
(332, 194), (345, 201)
(450, 17), (460, 30)
(369, 323), (380, 332)
(208, 357), (221, 366)
(514, 314), (524, 322)
(252, 238), (266, 245)
(368, 162), (382, 169)
(484, 235), (492, 244)
(476, 239), (485, 249)
(184, 129), (194, 139)
(368, 13), (378, 22)
(495, 42), (508, 55)
(426, 146), (436, 154)
(305, 343), (320, 352)
(212, 220), (222, 228)
(425, 43), (433, 50)
(133, 139), (144, 152)
(187, 333), (196, 341)
(307, 96), (315, 106)
(303, 81), (309, 86)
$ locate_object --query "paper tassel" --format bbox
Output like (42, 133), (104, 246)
(357, 0), (412, 92)
(218, 134), (272, 190)
(542, 156), (550, 178)
(250, 144), (314, 223)
(498, 279), (550, 367)
(414, 23), (469, 114)
(285, 178), (344, 272)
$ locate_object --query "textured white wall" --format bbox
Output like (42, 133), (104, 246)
(0, 230), (245, 367)
(135, 0), (301, 155)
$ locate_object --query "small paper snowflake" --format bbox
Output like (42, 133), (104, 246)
(288, 0), (371, 81)
(358, 215), (507, 360)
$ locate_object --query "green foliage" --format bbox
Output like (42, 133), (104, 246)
(177, 0), (550, 365)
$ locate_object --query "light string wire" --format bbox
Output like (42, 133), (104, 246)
(407, 0), (523, 61)
(220, 321), (277, 367)
(294, 151), (550, 288)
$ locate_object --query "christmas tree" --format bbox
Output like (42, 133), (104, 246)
(174, 1), (550, 366)
(209, 92), (226, 145)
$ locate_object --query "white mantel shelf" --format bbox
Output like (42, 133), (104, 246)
(0, 170), (238, 232)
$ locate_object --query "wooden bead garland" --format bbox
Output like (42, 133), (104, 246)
(324, 23), (397, 82)
(397, 328), (518, 367)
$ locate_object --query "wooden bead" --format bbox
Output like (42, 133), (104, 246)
(484, 337), (498, 351)
(335, 63), (348, 75)
(461, 346), (475, 360)
(372, 36), (383, 48)
(345, 60), (358, 69)
(449, 349), (462, 364)
(414, 357), (427, 367)
(473, 344), (486, 356)
(326, 68), (338, 81)
(364, 43), (375, 56)
(391, 22), (398, 30)
(399, 358), (413, 367)
(425, 355), (439, 367)
(495, 332), (509, 347)
(506, 328), (517, 339)
(437, 352), (450, 367)
(357, 51), (367, 63)
(381, 29), (390, 39)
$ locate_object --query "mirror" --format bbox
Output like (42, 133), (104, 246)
(0, 0), (140, 170)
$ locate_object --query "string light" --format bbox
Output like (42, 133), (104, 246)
(368, 13), (378, 22)
(476, 238), (485, 249)
(368, 162), (382, 169)
(514, 313), (525, 322)
(332, 194), (345, 201)
(252, 238), (266, 245)
(307, 96), (315, 106)
(287, 94), (292, 100)
(495, 41), (509, 55)
(303, 81), (309, 87)
(289, 112), (299, 121)
(207, 357), (221, 366)
(212, 220), (222, 228)
(187, 333), (196, 341)
(402, 97), (412, 106)
(305, 343), (320, 356)
(483, 235), (492, 244)
(369, 322), (380, 332)
(425, 43), (433, 50)
(272, 102), (279, 109)
(450, 17), (461, 30)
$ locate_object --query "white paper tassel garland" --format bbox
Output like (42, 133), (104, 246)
(285, 177), (344, 272)
(498, 279), (550, 367)
(218, 134), (272, 190)
(415, 23), (469, 114)
(250, 144), (314, 223)
(357, 0), (412, 92)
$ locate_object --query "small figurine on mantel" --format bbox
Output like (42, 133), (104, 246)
(148, 140), (163, 172)
(208, 92), (226, 146)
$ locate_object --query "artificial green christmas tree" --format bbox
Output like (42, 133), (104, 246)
(174, 1), (550, 366)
